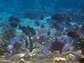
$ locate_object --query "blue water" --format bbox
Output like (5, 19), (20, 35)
(0, 0), (84, 17)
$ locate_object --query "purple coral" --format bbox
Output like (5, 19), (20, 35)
(41, 41), (52, 54)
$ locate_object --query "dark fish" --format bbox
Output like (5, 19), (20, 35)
(67, 17), (72, 22)
(53, 23), (64, 31)
(25, 40), (28, 48)
(40, 15), (45, 20)
(35, 21), (40, 26)
(8, 16), (20, 22)
(19, 25), (36, 36)
(67, 32), (80, 38)
(19, 25), (28, 35)
(8, 16), (20, 28)
(23, 12), (37, 19)
(41, 24), (45, 28)
(51, 14), (65, 21)
(81, 24), (84, 31)
(47, 19), (55, 24)
(82, 50), (84, 55)
(47, 31), (50, 36)
(10, 21), (19, 28)
(19, 25), (36, 52)
(27, 25), (36, 36)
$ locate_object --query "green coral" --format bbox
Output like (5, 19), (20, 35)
(0, 27), (16, 55)
(0, 44), (7, 55)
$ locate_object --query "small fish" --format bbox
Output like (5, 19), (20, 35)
(19, 25), (35, 52)
(81, 24), (84, 31)
(41, 24), (45, 28)
(27, 25), (36, 36)
(22, 12), (37, 19)
(67, 32), (80, 38)
(8, 16), (20, 28)
(47, 31), (50, 36)
(67, 17), (72, 22)
(40, 15), (45, 20)
(19, 25), (28, 35)
(35, 21), (40, 26)
(80, 14), (84, 17)
(51, 14), (65, 21)
(10, 21), (19, 28)
(25, 40), (28, 48)
(19, 25), (36, 36)
(82, 50), (84, 55)
(8, 16), (20, 22)
(53, 23), (64, 31)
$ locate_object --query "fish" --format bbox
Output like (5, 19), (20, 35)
(81, 24), (84, 31)
(41, 24), (45, 28)
(8, 16), (20, 28)
(82, 50), (84, 55)
(47, 31), (50, 36)
(40, 15), (45, 20)
(53, 23), (64, 31)
(67, 17), (72, 22)
(27, 25), (36, 36)
(67, 32), (80, 38)
(8, 16), (20, 22)
(51, 14), (65, 21)
(22, 12), (37, 19)
(19, 25), (36, 36)
(25, 40), (29, 48)
(10, 21), (19, 28)
(19, 25), (36, 52)
(19, 25), (28, 35)
(35, 21), (40, 26)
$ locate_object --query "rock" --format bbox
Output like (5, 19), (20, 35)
(9, 53), (25, 61)
(20, 59), (25, 63)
